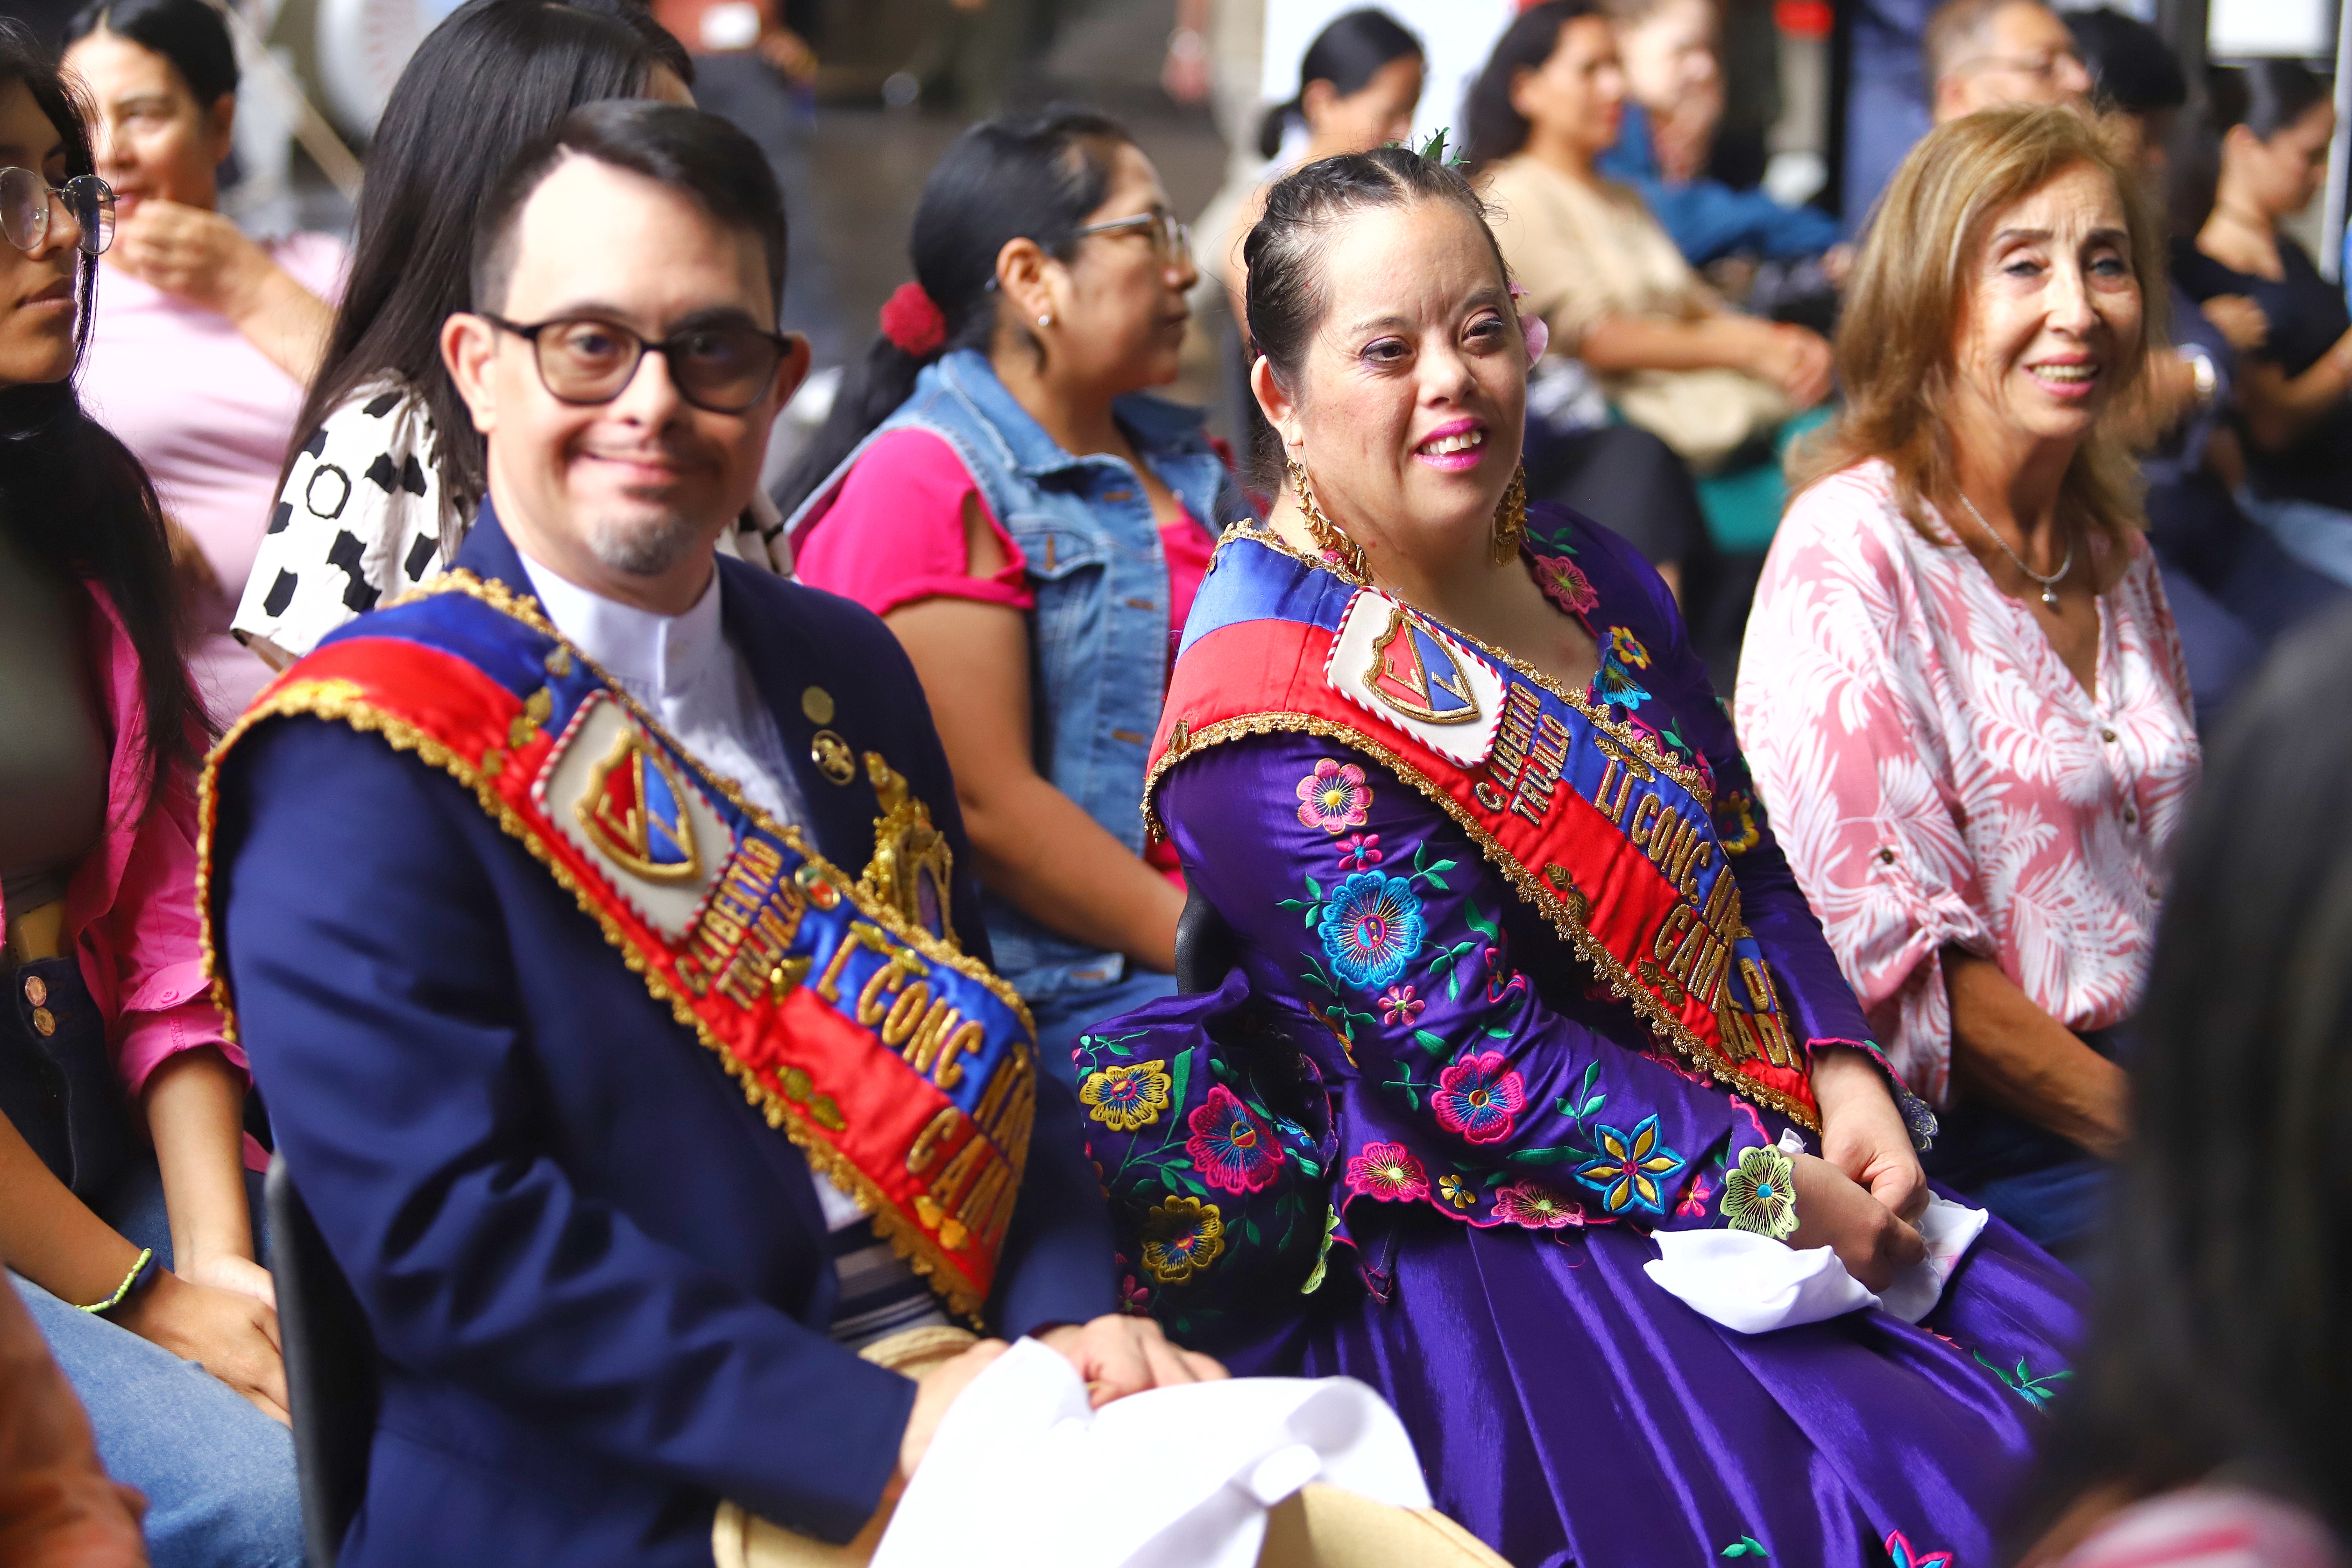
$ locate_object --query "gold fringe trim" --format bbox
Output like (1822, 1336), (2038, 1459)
(1144, 711), (1820, 1131)
(197, 573), (1034, 1324)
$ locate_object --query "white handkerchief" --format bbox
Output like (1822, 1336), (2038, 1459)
(872, 1337), (1432, 1568)
(1643, 1195), (1991, 1333)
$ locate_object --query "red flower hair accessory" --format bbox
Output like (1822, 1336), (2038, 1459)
(879, 281), (947, 356)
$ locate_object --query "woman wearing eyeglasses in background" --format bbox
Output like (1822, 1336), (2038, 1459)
(63, 0), (345, 723)
(0, 22), (301, 1568)
(781, 109), (1248, 1078)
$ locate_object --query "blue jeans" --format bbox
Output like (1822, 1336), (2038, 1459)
(2241, 489), (2352, 591)
(4, 950), (300, 1568)
(1029, 970), (1180, 1090)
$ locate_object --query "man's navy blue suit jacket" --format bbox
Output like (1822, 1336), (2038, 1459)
(211, 513), (1116, 1567)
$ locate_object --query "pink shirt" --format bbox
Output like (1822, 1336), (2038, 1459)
(795, 427), (1217, 886)
(2055, 1489), (2346, 1568)
(0, 584), (255, 1167)
(80, 232), (348, 724)
(1734, 461), (2200, 1106)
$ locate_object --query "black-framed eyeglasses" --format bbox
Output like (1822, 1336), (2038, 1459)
(1075, 208), (1190, 260)
(481, 312), (791, 414)
(0, 168), (112, 256)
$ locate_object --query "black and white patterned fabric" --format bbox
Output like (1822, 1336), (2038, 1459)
(233, 375), (792, 668)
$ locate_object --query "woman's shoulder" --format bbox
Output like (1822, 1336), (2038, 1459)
(1777, 460), (1923, 559)
(268, 231), (350, 300)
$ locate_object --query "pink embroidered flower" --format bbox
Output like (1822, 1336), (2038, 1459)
(1431, 1051), (1526, 1145)
(1185, 1085), (1284, 1195)
(1345, 1140), (1429, 1202)
(1492, 1180), (1586, 1230)
(1676, 1173), (1716, 1219)
(1118, 1273), (1151, 1313)
(1295, 758), (1372, 834)
(1530, 552), (1598, 615)
(1379, 985), (1425, 1026)
(1336, 832), (1383, 870)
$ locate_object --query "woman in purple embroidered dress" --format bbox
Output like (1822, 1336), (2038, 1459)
(1074, 145), (2085, 1568)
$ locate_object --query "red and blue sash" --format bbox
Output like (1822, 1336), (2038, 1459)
(1147, 533), (1819, 1128)
(199, 572), (1036, 1321)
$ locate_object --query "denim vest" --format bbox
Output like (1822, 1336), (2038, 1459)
(787, 350), (1246, 1001)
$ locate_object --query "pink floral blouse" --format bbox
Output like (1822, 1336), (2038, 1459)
(1733, 461), (2201, 1107)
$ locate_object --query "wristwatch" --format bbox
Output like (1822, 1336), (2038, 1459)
(2181, 346), (2217, 412)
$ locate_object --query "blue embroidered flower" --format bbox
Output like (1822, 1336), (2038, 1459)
(1573, 1114), (1688, 1214)
(1318, 871), (1426, 989)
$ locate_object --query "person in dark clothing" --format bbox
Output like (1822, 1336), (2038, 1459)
(2070, 12), (2344, 726)
(2175, 60), (2352, 593)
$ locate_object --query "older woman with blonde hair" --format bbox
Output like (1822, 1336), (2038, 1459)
(1736, 106), (2200, 1262)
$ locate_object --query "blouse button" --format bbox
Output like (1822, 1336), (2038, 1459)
(31, 1006), (55, 1037)
(1877, 848), (1896, 864)
(22, 973), (45, 1007)
(2124, 807), (2139, 826)
(2100, 728), (2117, 743)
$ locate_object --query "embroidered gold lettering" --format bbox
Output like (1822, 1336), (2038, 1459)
(1681, 839), (1715, 901)
(932, 1020), (983, 1091)
(1651, 905), (1695, 963)
(699, 905), (747, 949)
(908, 1106), (965, 1174)
(956, 1157), (1013, 1240)
(814, 922), (887, 1002)
(1594, 756), (1628, 824)
(1473, 779), (1508, 813)
(1629, 794), (1662, 846)
(928, 1131), (991, 1215)
(881, 983), (936, 1049)
(856, 950), (921, 1025)
(1686, 929), (1729, 1002)
(1669, 914), (1711, 985)
(675, 952), (711, 996)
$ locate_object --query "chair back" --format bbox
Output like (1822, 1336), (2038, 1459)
(265, 1155), (381, 1568)
(1174, 884), (1241, 995)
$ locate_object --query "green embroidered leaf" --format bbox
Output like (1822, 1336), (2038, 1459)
(1427, 859), (1458, 876)
(1506, 1145), (1588, 1164)
(1580, 1094), (1606, 1118)
(1465, 904), (1500, 940)
(1169, 1052), (1193, 1114)
(1720, 1536), (1770, 1558)
(1485, 1026), (1515, 1039)
(1413, 1028), (1449, 1056)
(1304, 875), (1323, 901)
(1109, 1040), (1132, 1057)
(1209, 1057), (1233, 1082)
(1243, 1217), (1262, 1246)
(1295, 1156), (1321, 1177)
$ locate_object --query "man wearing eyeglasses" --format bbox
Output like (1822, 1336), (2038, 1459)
(1924, 0), (2093, 124)
(201, 100), (1218, 1568)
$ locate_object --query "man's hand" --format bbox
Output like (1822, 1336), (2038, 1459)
(1812, 1046), (1928, 1223)
(1787, 1152), (1926, 1293)
(1036, 1314), (1227, 1407)
(2200, 294), (2267, 355)
(893, 1337), (1008, 1491)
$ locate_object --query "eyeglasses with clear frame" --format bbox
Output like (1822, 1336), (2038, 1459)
(481, 313), (792, 414)
(0, 168), (113, 255)
(1074, 208), (1190, 260)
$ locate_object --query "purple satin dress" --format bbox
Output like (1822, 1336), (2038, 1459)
(1077, 509), (2084, 1568)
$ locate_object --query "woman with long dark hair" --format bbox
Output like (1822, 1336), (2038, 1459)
(65, 0), (345, 719)
(2174, 61), (2352, 593)
(228, 0), (738, 670)
(0, 21), (299, 1565)
(781, 108), (1249, 1079)
(2014, 610), (2352, 1566)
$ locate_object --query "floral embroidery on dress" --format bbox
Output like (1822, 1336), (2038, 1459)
(1974, 1350), (2073, 1409)
(1607, 626), (1652, 669)
(1883, 1532), (1954, 1568)
(1336, 832), (1383, 870)
(1379, 985), (1425, 1025)
(1530, 552), (1598, 615)
(1318, 872), (1427, 989)
(1720, 1145), (1799, 1240)
(1492, 1179), (1586, 1230)
(1295, 758), (1372, 834)
(1573, 1114), (1689, 1215)
(1140, 1196), (1226, 1284)
(1711, 789), (1762, 856)
(1430, 1050), (1527, 1145)
(1595, 626), (1655, 710)
(1301, 1205), (1341, 1294)
(1437, 1173), (1477, 1209)
(1081, 1059), (1174, 1131)
(1345, 1140), (1430, 1202)
(1117, 1269), (1151, 1314)
(1185, 1084), (1285, 1195)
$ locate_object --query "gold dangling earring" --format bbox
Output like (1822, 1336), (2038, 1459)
(1288, 454), (1369, 583)
(1489, 462), (1529, 566)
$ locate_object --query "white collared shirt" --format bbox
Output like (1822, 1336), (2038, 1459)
(517, 552), (807, 830)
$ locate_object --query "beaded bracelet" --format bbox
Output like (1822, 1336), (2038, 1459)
(79, 1248), (155, 1315)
